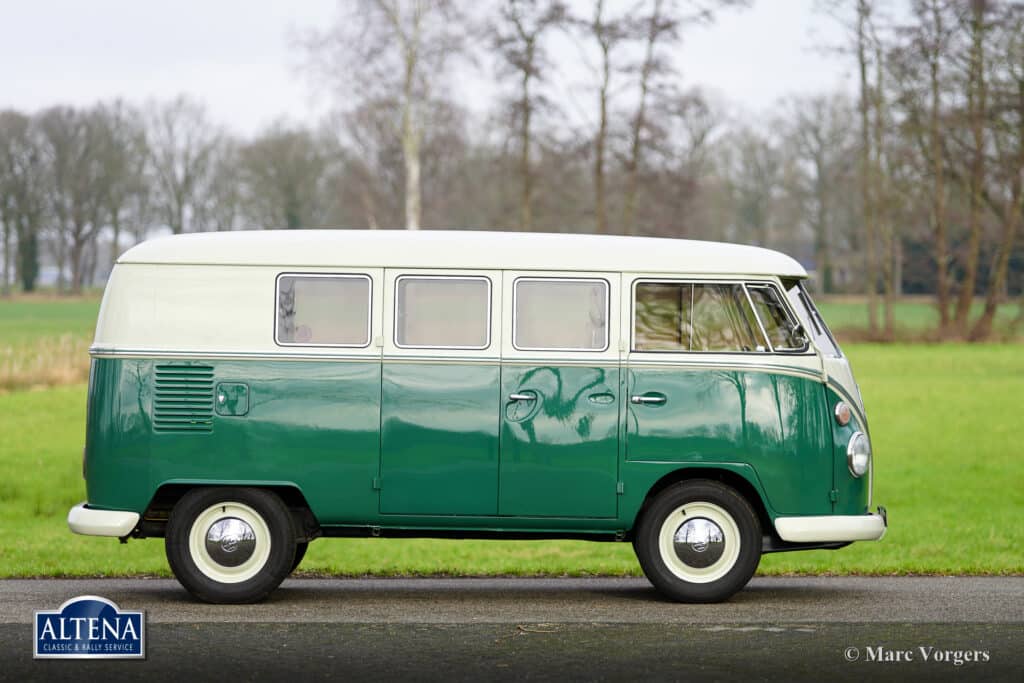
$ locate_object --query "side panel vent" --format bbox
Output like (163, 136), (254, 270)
(153, 364), (214, 433)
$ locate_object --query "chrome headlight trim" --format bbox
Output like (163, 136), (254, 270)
(847, 431), (871, 478)
(834, 401), (851, 426)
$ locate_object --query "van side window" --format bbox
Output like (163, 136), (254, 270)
(276, 274), (371, 347)
(746, 284), (807, 351)
(633, 282), (767, 352)
(395, 276), (490, 349)
(514, 278), (608, 351)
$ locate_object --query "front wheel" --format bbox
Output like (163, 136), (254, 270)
(166, 487), (296, 604)
(634, 480), (761, 603)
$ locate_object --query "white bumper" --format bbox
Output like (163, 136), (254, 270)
(774, 512), (887, 543)
(68, 503), (140, 537)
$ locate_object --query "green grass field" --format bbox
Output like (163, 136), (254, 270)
(0, 343), (1020, 578)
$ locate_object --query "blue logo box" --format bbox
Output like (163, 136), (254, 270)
(34, 596), (145, 659)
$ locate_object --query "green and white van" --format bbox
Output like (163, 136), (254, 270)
(69, 230), (886, 604)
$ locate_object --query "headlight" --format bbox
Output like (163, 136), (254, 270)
(847, 431), (871, 477)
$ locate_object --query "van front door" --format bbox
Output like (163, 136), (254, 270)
(625, 279), (832, 516)
(497, 272), (621, 518)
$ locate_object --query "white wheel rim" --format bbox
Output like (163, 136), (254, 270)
(657, 501), (740, 584)
(188, 502), (272, 584)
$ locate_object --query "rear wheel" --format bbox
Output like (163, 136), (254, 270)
(634, 480), (761, 603)
(165, 487), (296, 604)
(290, 542), (309, 574)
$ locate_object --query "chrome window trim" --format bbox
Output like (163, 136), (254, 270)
(745, 282), (810, 353)
(511, 276), (611, 352)
(393, 274), (493, 351)
(741, 284), (773, 352)
(273, 272), (373, 348)
(630, 278), (812, 355)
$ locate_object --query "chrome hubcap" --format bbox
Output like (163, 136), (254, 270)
(673, 517), (725, 568)
(205, 517), (257, 567)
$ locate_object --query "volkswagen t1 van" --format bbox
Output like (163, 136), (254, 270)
(69, 230), (886, 604)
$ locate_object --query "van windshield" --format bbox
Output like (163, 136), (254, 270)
(783, 279), (842, 358)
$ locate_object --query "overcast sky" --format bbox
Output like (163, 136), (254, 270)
(0, 0), (856, 135)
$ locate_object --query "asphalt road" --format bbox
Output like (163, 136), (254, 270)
(2, 577), (1021, 681)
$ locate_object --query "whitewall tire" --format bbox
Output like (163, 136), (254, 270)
(634, 480), (761, 603)
(166, 488), (296, 604)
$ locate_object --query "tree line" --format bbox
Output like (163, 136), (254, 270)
(1, 0), (1022, 340)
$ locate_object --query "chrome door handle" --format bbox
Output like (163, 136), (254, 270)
(509, 393), (536, 402)
(631, 395), (666, 405)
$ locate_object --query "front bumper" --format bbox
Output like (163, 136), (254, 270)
(774, 507), (887, 543)
(68, 502), (140, 537)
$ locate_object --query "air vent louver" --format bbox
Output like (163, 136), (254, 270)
(153, 364), (214, 433)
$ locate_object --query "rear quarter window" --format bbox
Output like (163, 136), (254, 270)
(276, 274), (371, 347)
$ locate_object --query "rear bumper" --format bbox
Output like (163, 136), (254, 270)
(68, 502), (140, 537)
(774, 507), (887, 543)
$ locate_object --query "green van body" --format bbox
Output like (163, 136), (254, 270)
(71, 230), (885, 603)
(84, 354), (869, 535)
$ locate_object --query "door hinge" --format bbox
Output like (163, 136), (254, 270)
(616, 482), (625, 495)
(372, 477), (381, 491)
(829, 489), (839, 503)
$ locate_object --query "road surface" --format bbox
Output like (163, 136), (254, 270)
(2, 577), (1020, 681)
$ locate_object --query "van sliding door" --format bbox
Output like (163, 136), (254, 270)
(378, 269), (502, 516)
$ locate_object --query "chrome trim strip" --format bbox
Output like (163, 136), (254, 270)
(741, 283), (773, 352)
(91, 348), (380, 362)
(627, 360), (822, 381)
(91, 348), (826, 380)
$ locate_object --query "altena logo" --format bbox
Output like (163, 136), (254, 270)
(34, 595), (145, 659)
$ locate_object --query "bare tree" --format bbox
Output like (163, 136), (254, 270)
(196, 137), (243, 231)
(146, 96), (221, 235)
(915, 0), (956, 333)
(952, 0), (991, 329)
(728, 126), (782, 248)
(299, 0), (467, 230)
(0, 111), (45, 293)
(37, 106), (110, 292)
(93, 100), (149, 271)
(494, 0), (566, 231)
(786, 95), (857, 294)
(331, 100), (408, 229)
(620, 0), (747, 230)
(576, 0), (631, 234)
(856, 0), (882, 334)
(971, 2), (1024, 339)
(237, 124), (333, 229)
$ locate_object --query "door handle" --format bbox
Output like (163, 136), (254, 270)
(509, 393), (536, 402)
(631, 395), (666, 405)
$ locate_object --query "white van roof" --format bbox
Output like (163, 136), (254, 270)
(117, 230), (807, 278)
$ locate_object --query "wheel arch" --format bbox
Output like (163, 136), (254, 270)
(140, 481), (320, 540)
(631, 467), (773, 540)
